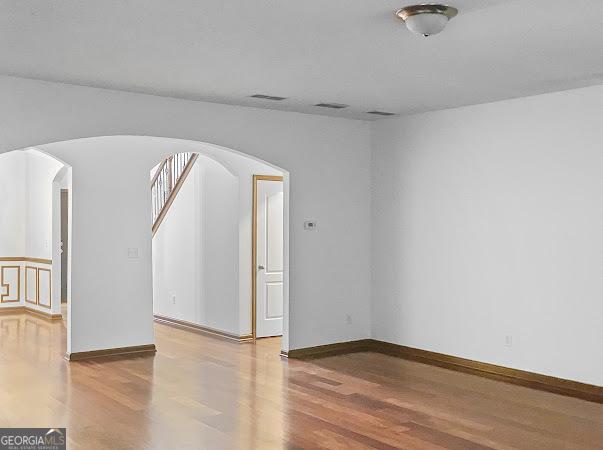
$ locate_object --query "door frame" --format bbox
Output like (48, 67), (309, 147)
(251, 174), (284, 340)
(60, 188), (69, 303)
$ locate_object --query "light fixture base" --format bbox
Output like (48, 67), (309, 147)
(395, 4), (458, 22)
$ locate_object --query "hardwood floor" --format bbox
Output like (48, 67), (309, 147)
(0, 310), (601, 449)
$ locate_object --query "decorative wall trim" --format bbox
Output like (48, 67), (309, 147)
(0, 305), (61, 320)
(67, 344), (157, 361)
(25, 266), (38, 305)
(154, 314), (253, 342)
(287, 339), (603, 404)
(25, 307), (62, 321)
(0, 257), (52, 264)
(37, 268), (52, 309)
(22, 265), (52, 309)
(0, 265), (21, 303)
(1, 258), (53, 308)
(0, 306), (26, 314)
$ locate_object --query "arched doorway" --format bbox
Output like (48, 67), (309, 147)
(25, 136), (290, 357)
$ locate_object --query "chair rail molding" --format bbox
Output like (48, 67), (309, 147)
(0, 257), (54, 312)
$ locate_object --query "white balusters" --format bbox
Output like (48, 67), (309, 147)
(151, 153), (195, 230)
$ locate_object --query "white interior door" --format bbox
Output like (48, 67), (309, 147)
(256, 178), (284, 337)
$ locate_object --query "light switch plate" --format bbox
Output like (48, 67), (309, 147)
(127, 247), (139, 259)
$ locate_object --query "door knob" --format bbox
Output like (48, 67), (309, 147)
(258, 265), (265, 270)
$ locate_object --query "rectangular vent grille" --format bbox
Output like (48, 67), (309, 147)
(367, 110), (396, 116)
(315, 103), (348, 109)
(250, 94), (287, 101)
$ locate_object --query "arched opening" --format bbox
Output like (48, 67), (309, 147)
(13, 135), (290, 357)
(150, 147), (286, 351)
(0, 148), (72, 356)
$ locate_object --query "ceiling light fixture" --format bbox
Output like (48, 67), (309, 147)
(395, 4), (458, 37)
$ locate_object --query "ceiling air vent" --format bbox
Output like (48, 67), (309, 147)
(367, 110), (396, 116)
(250, 94), (287, 101)
(315, 103), (348, 109)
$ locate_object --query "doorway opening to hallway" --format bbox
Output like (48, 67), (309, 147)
(150, 149), (285, 350)
(0, 148), (72, 357)
(252, 175), (284, 339)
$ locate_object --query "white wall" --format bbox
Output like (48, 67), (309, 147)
(25, 150), (64, 259)
(3, 106), (370, 356)
(0, 151), (26, 256)
(202, 153), (282, 335)
(371, 85), (603, 385)
(0, 75), (598, 385)
(0, 75), (371, 353)
(153, 161), (200, 325)
(153, 155), (240, 335)
(0, 150), (63, 258)
(0, 151), (26, 309)
(202, 166), (238, 332)
(42, 138), (161, 353)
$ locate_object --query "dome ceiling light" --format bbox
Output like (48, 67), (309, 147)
(395, 4), (458, 37)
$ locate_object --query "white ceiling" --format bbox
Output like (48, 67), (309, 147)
(1, 0), (601, 120)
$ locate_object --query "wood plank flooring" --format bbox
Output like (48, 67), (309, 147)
(0, 309), (601, 449)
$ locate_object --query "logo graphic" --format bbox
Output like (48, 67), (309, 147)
(0, 428), (66, 450)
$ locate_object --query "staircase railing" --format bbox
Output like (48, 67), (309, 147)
(151, 152), (198, 236)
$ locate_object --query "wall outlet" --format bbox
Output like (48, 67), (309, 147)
(505, 335), (513, 348)
(127, 247), (139, 259)
(171, 295), (176, 305)
(346, 314), (352, 325)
